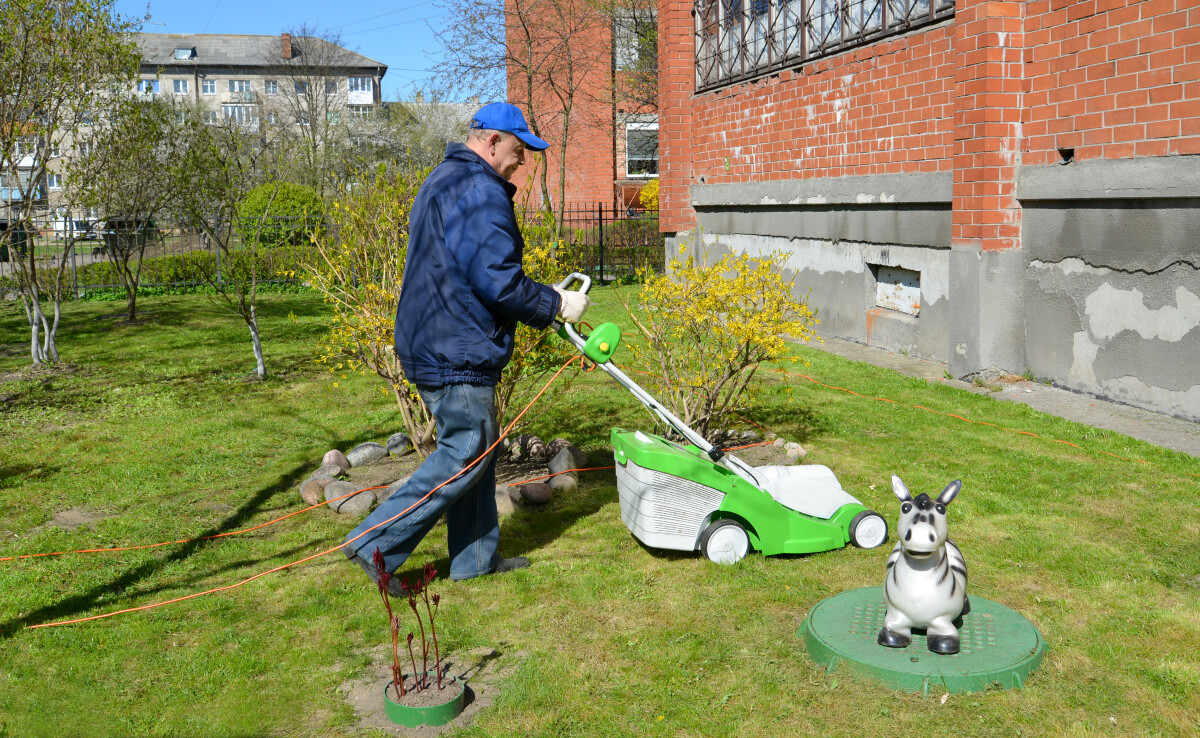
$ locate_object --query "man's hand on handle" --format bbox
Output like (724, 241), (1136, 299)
(554, 287), (590, 323)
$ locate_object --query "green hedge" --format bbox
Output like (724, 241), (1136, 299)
(0, 244), (317, 299)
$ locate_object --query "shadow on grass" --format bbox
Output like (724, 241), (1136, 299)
(0, 462), (321, 638)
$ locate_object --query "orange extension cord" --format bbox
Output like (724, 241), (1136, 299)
(25, 355), (585, 629)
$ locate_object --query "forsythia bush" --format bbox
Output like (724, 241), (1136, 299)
(306, 165), (437, 455)
(496, 210), (582, 430)
(638, 178), (659, 211)
(624, 242), (818, 438)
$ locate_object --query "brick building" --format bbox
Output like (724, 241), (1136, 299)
(506, 2), (659, 209)
(658, 0), (1200, 421)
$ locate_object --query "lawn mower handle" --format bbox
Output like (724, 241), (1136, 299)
(553, 272), (592, 347)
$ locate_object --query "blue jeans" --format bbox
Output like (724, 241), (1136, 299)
(343, 383), (501, 580)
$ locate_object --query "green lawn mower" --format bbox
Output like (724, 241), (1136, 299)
(554, 274), (889, 564)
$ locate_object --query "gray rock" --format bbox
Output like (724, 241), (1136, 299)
(386, 433), (412, 457)
(300, 476), (332, 506)
(322, 449), (350, 469)
(740, 430), (762, 443)
(784, 441), (807, 460)
(520, 482), (553, 505)
(547, 437), (571, 457)
(380, 474), (413, 502)
(548, 473), (577, 494)
(313, 461), (347, 479)
(772, 438), (786, 448)
(325, 480), (373, 516)
(548, 445), (588, 476)
(495, 485), (519, 516)
(346, 442), (388, 467)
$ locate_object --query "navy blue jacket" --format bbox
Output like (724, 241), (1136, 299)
(395, 143), (560, 387)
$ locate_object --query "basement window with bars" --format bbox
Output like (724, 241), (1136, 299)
(694, 0), (955, 92)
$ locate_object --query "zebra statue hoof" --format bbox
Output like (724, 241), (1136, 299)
(877, 627), (911, 649)
(926, 634), (961, 654)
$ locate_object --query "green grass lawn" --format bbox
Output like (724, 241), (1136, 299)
(1, 288), (1198, 736)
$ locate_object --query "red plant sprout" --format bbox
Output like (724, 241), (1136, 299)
(372, 548), (405, 698)
(420, 564), (443, 689)
(406, 575), (429, 689)
(406, 632), (419, 692)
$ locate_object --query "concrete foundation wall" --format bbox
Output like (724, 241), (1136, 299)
(1018, 157), (1200, 421)
(685, 157), (1200, 422)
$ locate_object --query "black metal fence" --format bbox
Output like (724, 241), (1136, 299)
(552, 203), (664, 284)
(1, 205), (665, 297)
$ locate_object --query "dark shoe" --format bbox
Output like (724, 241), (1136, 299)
(877, 626), (911, 649)
(492, 556), (530, 574)
(345, 547), (405, 597)
(927, 634), (961, 655)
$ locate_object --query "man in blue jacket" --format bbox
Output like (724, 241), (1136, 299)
(343, 103), (589, 586)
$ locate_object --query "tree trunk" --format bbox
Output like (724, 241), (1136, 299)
(248, 315), (265, 380)
(126, 285), (138, 322)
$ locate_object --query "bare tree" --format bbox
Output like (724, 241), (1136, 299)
(0, 0), (141, 363)
(431, 0), (611, 232)
(261, 25), (369, 195)
(169, 103), (283, 380)
(65, 95), (187, 321)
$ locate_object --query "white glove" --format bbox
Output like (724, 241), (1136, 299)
(554, 287), (590, 323)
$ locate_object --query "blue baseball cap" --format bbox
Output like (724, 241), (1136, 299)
(470, 102), (549, 152)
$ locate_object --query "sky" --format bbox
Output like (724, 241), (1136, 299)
(115, 0), (454, 100)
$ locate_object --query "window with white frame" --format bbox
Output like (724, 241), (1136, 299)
(173, 79), (189, 94)
(327, 111), (340, 124)
(76, 141), (91, 157)
(228, 79), (251, 93)
(694, 0), (953, 91)
(264, 80), (278, 95)
(202, 110), (218, 124)
(295, 81), (309, 94)
(173, 47), (194, 60)
(47, 173), (63, 190)
(222, 104), (258, 125)
(201, 79), (216, 94)
(15, 139), (36, 158)
(347, 76), (373, 104)
(296, 111), (310, 126)
(136, 79), (160, 94)
(614, 11), (657, 71)
(266, 111), (279, 124)
(625, 122), (658, 178)
(325, 80), (338, 94)
(175, 110), (188, 124)
(348, 105), (371, 119)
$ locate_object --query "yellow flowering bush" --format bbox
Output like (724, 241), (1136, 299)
(638, 177), (659, 211)
(623, 242), (818, 438)
(497, 209), (582, 429)
(307, 165), (437, 456)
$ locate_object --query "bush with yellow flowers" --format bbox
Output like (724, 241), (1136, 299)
(638, 177), (659, 211)
(622, 241), (818, 439)
(307, 164), (437, 456)
(496, 208), (582, 429)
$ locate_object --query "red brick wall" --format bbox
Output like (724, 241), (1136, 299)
(1024, 0), (1200, 164)
(659, 16), (957, 231)
(658, 0), (1200, 241)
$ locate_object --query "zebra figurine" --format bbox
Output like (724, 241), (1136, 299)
(877, 475), (970, 655)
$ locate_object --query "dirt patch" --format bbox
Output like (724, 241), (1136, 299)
(29, 507), (109, 536)
(339, 645), (516, 736)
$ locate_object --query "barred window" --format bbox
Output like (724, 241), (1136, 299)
(695, 0), (954, 92)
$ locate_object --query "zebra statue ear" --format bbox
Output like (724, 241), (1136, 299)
(937, 480), (962, 505)
(891, 474), (912, 502)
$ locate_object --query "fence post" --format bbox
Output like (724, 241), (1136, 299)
(597, 201), (605, 285)
(68, 218), (80, 298)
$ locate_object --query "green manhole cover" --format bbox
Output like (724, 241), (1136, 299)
(799, 587), (1046, 693)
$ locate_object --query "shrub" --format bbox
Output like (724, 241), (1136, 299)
(495, 209), (582, 429)
(236, 181), (325, 250)
(639, 177), (659, 211)
(622, 240), (819, 439)
(306, 165), (436, 455)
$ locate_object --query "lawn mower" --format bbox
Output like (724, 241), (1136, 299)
(552, 273), (889, 564)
